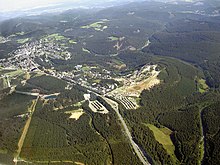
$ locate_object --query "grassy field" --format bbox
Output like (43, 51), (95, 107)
(15, 32), (25, 36)
(145, 124), (178, 163)
(197, 78), (209, 93)
(82, 66), (91, 72)
(17, 38), (30, 44)
(65, 109), (85, 120)
(81, 21), (104, 28)
(82, 47), (91, 54)
(108, 36), (119, 41)
(69, 40), (77, 44)
(45, 33), (67, 41)
(81, 21), (108, 31)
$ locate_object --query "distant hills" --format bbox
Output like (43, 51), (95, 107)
(1, 0), (220, 164)
(0, 0), (145, 21)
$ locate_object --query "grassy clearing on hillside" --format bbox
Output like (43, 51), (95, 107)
(17, 38), (30, 44)
(65, 109), (85, 120)
(45, 33), (67, 41)
(123, 57), (200, 163)
(69, 40), (77, 44)
(108, 36), (119, 41)
(81, 21), (108, 31)
(82, 47), (91, 54)
(197, 78), (209, 93)
(16, 32), (25, 36)
(82, 66), (91, 72)
(81, 21), (104, 28)
(145, 124), (177, 163)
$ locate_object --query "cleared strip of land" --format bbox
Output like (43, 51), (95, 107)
(14, 96), (39, 164)
(145, 124), (178, 163)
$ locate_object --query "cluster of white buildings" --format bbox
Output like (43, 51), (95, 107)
(0, 39), (71, 71)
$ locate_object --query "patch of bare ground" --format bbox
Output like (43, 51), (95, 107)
(75, 162), (85, 165)
(65, 109), (84, 120)
(107, 64), (160, 109)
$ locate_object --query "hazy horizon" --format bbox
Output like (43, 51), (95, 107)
(0, 0), (83, 12)
(0, 0), (196, 12)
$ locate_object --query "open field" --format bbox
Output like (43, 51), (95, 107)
(81, 20), (108, 31)
(17, 38), (30, 44)
(65, 109), (85, 120)
(69, 40), (77, 44)
(108, 36), (119, 41)
(43, 33), (67, 41)
(145, 124), (177, 163)
(82, 47), (91, 54)
(197, 78), (209, 93)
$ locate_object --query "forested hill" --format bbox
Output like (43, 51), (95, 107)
(0, 0), (220, 164)
(143, 17), (220, 88)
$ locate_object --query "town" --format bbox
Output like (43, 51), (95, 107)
(0, 35), (160, 111)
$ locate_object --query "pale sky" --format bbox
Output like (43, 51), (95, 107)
(0, 0), (195, 12)
(0, 0), (79, 12)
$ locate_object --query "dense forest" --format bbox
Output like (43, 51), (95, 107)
(113, 56), (220, 164)
(143, 19), (220, 88)
(0, 0), (220, 164)
(21, 100), (110, 164)
(0, 93), (34, 162)
(202, 101), (220, 165)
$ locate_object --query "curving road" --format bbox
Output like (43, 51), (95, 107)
(102, 96), (151, 165)
(54, 74), (151, 165)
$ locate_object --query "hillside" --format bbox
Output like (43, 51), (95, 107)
(0, 0), (220, 164)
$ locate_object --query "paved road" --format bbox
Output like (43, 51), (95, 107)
(55, 74), (151, 165)
(102, 96), (151, 165)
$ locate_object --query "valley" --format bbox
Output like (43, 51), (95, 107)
(0, 0), (220, 165)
